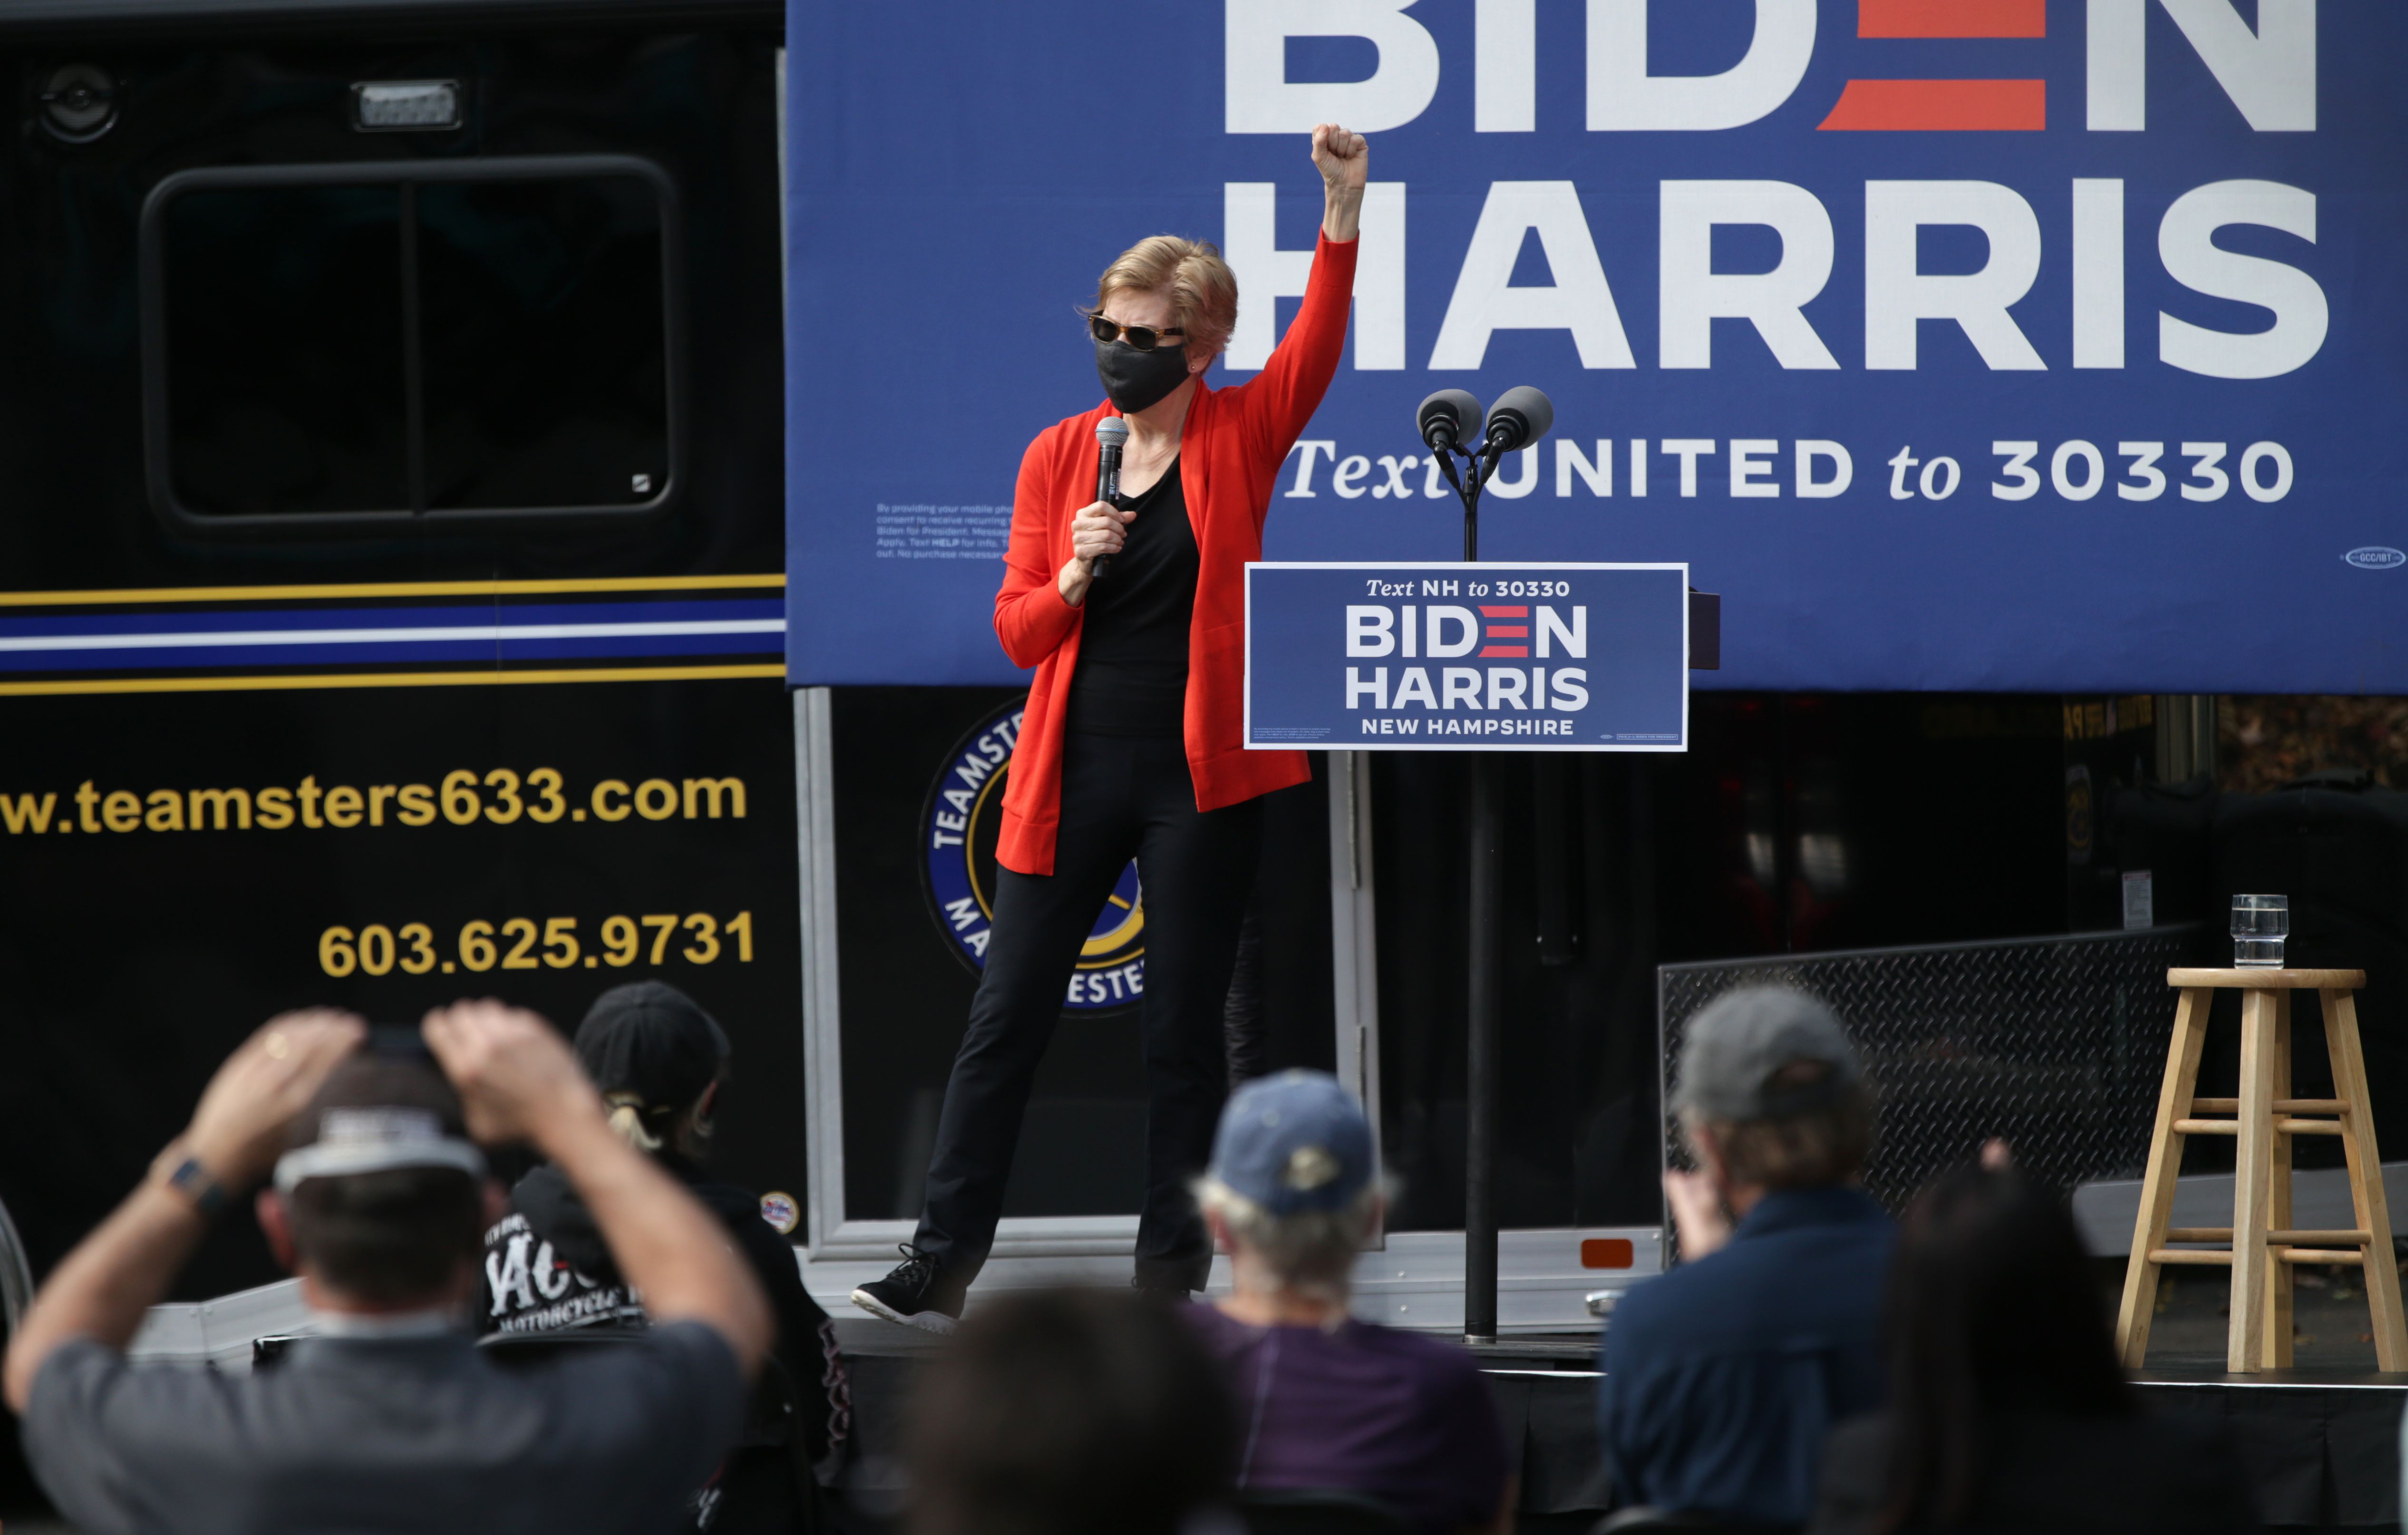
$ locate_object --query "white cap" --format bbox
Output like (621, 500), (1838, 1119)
(272, 1107), (486, 1194)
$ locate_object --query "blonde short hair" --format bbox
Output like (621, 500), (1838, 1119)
(1089, 236), (1239, 360)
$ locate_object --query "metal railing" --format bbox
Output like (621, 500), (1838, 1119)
(1659, 925), (2211, 1230)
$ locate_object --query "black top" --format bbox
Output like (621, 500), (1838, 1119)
(1066, 457), (1197, 738)
(1807, 1409), (2260, 1535)
(482, 1156), (844, 1468)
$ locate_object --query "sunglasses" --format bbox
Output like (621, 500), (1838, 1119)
(1088, 314), (1187, 352)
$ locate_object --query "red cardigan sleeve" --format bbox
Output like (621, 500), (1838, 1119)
(993, 429), (1081, 669)
(1225, 233), (1359, 457)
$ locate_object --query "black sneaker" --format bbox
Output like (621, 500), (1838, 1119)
(851, 1245), (961, 1333)
(1132, 1276), (1193, 1305)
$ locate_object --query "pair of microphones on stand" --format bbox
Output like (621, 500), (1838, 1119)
(1416, 384), (1553, 494)
(1418, 385), (1553, 563)
(1087, 383), (1553, 575)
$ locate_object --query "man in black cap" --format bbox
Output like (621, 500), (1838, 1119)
(4, 1001), (770, 1535)
(483, 981), (848, 1482)
(1596, 986), (1893, 1528)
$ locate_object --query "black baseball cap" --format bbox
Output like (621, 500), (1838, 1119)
(573, 981), (730, 1111)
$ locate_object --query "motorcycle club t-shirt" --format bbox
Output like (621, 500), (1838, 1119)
(480, 1157), (848, 1470)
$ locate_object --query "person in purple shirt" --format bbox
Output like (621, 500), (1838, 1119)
(1184, 1070), (1513, 1535)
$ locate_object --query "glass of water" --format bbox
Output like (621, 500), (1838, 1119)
(2233, 894), (2289, 968)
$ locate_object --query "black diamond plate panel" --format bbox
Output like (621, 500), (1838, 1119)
(1658, 926), (2213, 1241)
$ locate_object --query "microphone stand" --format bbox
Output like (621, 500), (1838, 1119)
(1431, 431), (1505, 1347)
(1427, 396), (1691, 1348)
(1428, 437), (1492, 563)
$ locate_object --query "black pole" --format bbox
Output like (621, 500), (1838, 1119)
(1465, 750), (1502, 1343)
(1460, 447), (1490, 563)
(1456, 444), (1499, 1345)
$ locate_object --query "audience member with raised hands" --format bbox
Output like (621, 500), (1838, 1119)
(6, 998), (768, 1535)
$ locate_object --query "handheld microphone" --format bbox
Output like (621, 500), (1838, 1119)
(1417, 389), (1484, 456)
(1483, 386), (1554, 457)
(1092, 416), (1128, 580)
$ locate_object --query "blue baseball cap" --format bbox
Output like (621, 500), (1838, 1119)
(1207, 1070), (1374, 1216)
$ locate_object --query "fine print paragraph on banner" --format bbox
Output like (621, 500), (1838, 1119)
(874, 504), (1009, 561)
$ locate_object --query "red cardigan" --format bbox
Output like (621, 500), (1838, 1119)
(992, 233), (1359, 875)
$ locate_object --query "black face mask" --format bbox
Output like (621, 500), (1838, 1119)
(1094, 338), (1192, 414)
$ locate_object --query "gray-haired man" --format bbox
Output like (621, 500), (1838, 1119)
(1596, 986), (1893, 1527)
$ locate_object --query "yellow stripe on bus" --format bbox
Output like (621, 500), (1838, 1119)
(0, 664), (787, 698)
(0, 574), (787, 608)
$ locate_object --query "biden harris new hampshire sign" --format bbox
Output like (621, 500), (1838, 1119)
(786, 0), (2408, 695)
(1244, 563), (1689, 750)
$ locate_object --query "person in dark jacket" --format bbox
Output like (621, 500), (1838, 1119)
(1807, 1165), (2258, 1535)
(482, 982), (848, 1493)
(1599, 987), (1894, 1527)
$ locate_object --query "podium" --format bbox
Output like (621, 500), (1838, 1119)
(1244, 560), (1714, 1339)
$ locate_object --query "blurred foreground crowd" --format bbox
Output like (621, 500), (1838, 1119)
(3, 984), (2261, 1535)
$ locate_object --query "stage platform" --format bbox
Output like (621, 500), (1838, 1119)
(114, 1281), (2407, 1530)
(831, 1318), (2407, 1532)
(1466, 1350), (2408, 1531)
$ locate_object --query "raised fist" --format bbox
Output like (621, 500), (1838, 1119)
(1311, 123), (1369, 194)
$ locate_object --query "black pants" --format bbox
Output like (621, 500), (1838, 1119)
(913, 730), (1262, 1293)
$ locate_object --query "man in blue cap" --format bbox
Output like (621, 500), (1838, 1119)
(1186, 1070), (1512, 1535)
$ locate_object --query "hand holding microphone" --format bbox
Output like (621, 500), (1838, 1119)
(1070, 500), (1128, 565)
(1057, 500), (1127, 608)
(1057, 418), (1131, 607)
(1089, 417), (1129, 581)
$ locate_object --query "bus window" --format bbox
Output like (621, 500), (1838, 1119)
(143, 157), (680, 530)
(418, 176), (668, 512)
(161, 185), (412, 517)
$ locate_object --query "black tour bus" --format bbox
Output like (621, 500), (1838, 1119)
(0, 1), (796, 1485)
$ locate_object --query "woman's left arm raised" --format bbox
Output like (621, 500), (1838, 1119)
(1241, 126), (1368, 452)
(1317, 122), (1366, 242)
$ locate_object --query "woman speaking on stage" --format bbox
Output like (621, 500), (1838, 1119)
(854, 124), (1369, 1331)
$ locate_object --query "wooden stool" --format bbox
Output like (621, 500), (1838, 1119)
(2115, 968), (2408, 1373)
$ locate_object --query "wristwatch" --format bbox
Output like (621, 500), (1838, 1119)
(162, 1151), (230, 1219)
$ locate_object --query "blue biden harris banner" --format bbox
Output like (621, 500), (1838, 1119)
(1245, 563), (1689, 749)
(786, 0), (2407, 694)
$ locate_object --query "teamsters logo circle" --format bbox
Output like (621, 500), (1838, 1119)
(921, 698), (1145, 1012)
